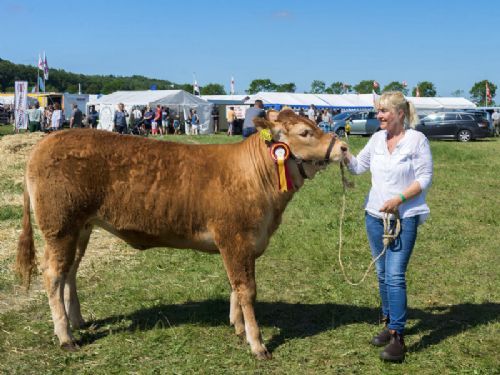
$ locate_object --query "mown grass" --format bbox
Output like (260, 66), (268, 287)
(0, 133), (498, 374)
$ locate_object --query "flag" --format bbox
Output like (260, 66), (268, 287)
(38, 76), (45, 92)
(43, 52), (49, 80)
(402, 80), (407, 87)
(193, 79), (200, 95)
(486, 82), (492, 104)
(416, 86), (420, 97)
(230, 76), (235, 95)
(372, 89), (380, 107)
(38, 54), (44, 70)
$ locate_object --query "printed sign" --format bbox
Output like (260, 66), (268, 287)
(14, 81), (28, 130)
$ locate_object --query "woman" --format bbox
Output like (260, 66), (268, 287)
(51, 103), (64, 131)
(113, 103), (128, 134)
(343, 91), (433, 362)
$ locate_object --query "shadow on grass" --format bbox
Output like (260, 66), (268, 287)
(81, 300), (499, 354)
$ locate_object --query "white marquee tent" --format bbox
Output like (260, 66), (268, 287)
(90, 90), (214, 133)
(240, 92), (476, 113)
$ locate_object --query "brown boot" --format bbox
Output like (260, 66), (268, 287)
(380, 330), (406, 362)
(371, 317), (391, 347)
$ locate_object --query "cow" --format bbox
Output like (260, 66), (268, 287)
(16, 109), (348, 360)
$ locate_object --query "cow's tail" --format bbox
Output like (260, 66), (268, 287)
(15, 185), (37, 289)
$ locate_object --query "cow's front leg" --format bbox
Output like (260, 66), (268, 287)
(230, 290), (244, 337)
(221, 252), (271, 360)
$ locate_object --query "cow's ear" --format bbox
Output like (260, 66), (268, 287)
(254, 117), (284, 140)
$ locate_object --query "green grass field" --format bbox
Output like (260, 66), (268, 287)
(0, 130), (498, 374)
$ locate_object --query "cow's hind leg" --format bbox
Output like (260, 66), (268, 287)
(64, 225), (92, 330)
(221, 250), (271, 360)
(230, 290), (245, 337)
(43, 235), (79, 351)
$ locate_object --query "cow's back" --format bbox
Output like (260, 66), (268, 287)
(26, 129), (284, 251)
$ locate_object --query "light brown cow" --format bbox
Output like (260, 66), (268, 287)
(16, 109), (348, 359)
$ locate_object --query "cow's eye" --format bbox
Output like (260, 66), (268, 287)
(300, 130), (309, 137)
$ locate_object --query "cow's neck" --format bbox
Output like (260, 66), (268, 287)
(243, 135), (302, 206)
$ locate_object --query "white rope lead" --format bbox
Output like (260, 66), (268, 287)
(337, 166), (401, 286)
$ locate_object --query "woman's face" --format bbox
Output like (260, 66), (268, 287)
(377, 104), (404, 132)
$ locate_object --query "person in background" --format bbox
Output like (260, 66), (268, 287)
(492, 109), (500, 137)
(143, 106), (154, 135)
(88, 105), (99, 129)
(298, 107), (306, 117)
(69, 104), (83, 128)
(173, 115), (181, 135)
(342, 91), (433, 362)
(321, 109), (332, 124)
(226, 106), (236, 136)
(154, 105), (162, 135)
(162, 106), (169, 134)
(51, 102), (64, 131)
(266, 109), (279, 122)
(113, 103), (128, 134)
(191, 109), (200, 135)
(242, 99), (265, 138)
(211, 105), (220, 133)
(27, 102), (43, 132)
(44, 104), (53, 131)
(132, 106), (142, 128)
(307, 104), (316, 122)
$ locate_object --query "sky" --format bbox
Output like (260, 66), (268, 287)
(1, 0), (499, 97)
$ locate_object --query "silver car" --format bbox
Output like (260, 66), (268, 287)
(332, 111), (380, 136)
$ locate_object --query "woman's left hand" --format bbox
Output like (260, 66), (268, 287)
(379, 197), (402, 214)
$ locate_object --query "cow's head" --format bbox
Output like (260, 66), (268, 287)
(254, 109), (349, 178)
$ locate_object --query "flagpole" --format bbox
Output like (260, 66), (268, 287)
(192, 73), (196, 95)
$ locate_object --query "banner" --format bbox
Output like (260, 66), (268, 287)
(14, 81), (28, 130)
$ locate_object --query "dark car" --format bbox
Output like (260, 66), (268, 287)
(416, 111), (490, 142)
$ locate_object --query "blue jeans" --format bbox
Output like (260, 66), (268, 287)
(365, 213), (419, 334)
(242, 127), (257, 138)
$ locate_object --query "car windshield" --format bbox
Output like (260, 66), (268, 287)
(333, 112), (350, 120)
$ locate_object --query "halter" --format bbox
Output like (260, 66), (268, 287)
(289, 134), (337, 179)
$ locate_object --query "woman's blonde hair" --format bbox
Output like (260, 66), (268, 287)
(376, 91), (419, 128)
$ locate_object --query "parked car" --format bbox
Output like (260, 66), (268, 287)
(331, 111), (380, 137)
(415, 111), (490, 142)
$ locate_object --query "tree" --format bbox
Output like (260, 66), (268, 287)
(310, 80), (326, 94)
(353, 80), (380, 94)
(200, 83), (226, 95)
(412, 81), (436, 97)
(276, 82), (296, 93)
(246, 79), (277, 94)
(382, 81), (408, 95)
(325, 81), (347, 94)
(470, 80), (497, 105)
(450, 89), (465, 97)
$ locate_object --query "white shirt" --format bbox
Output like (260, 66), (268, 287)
(51, 110), (63, 129)
(492, 112), (500, 121)
(347, 129), (433, 224)
(307, 108), (315, 121)
(133, 109), (142, 119)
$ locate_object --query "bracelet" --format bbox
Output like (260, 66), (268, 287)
(399, 193), (407, 203)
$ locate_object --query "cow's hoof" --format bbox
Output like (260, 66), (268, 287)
(255, 349), (272, 360)
(61, 342), (79, 352)
(236, 330), (246, 340)
(71, 319), (87, 330)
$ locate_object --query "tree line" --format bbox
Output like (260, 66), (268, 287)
(0, 57), (496, 105)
